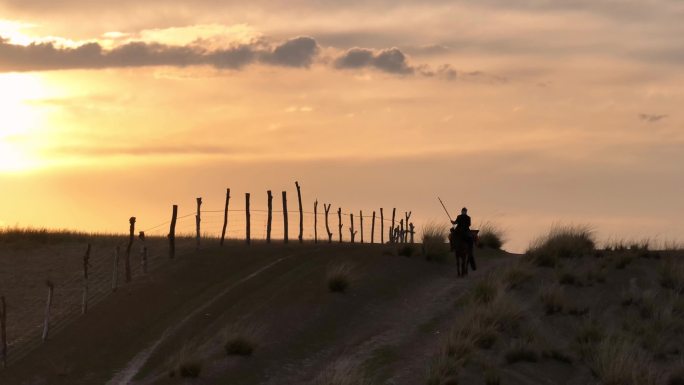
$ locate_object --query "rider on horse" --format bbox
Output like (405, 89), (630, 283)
(451, 207), (476, 270)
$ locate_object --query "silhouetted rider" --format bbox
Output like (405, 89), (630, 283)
(451, 207), (476, 270)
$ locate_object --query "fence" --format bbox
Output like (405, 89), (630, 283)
(0, 181), (415, 369)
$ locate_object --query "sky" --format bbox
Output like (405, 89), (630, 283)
(0, 0), (683, 251)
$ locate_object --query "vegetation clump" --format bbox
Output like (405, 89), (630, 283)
(504, 340), (538, 364)
(526, 225), (595, 267)
(660, 258), (684, 293)
(539, 283), (566, 315)
(421, 222), (450, 262)
(398, 244), (415, 257)
(591, 337), (659, 385)
(477, 222), (506, 250)
(327, 263), (353, 293)
(225, 337), (254, 356)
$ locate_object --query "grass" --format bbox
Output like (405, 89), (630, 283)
(500, 260), (534, 289)
(398, 244), (415, 257)
(504, 339), (538, 364)
(426, 355), (460, 385)
(660, 258), (684, 293)
(539, 283), (566, 315)
(225, 337), (254, 356)
(0, 226), (117, 244)
(526, 225), (595, 267)
(421, 222), (450, 262)
(471, 274), (500, 304)
(178, 361), (202, 378)
(484, 368), (501, 385)
(591, 336), (660, 385)
(327, 263), (353, 293)
(477, 222), (506, 250)
(558, 269), (580, 286)
(313, 359), (373, 385)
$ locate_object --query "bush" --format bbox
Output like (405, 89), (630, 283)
(225, 337), (254, 356)
(422, 222), (450, 262)
(327, 263), (353, 293)
(526, 225), (595, 266)
(478, 222), (506, 250)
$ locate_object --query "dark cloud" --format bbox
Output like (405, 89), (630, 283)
(334, 47), (413, 74)
(0, 36), (317, 72)
(639, 113), (668, 123)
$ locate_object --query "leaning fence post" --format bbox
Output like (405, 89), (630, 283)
(195, 198), (202, 250)
(245, 193), (251, 245)
(1, 296), (7, 368)
(82, 244), (91, 315)
(324, 204), (333, 243)
(267, 190), (273, 243)
(337, 208), (343, 243)
(282, 191), (289, 243)
(42, 280), (54, 342)
(409, 222), (415, 244)
(380, 208), (385, 244)
(295, 181), (304, 243)
(125, 217), (135, 282)
(371, 211), (376, 244)
(139, 231), (148, 274)
(314, 200), (319, 243)
(359, 211), (364, 243)
(349, 213), (357, 243)
(169, 205), (177, 259)
(390, 208), (396, 243)
(221, 189), (231, 246)
(112, 246), (120, 292)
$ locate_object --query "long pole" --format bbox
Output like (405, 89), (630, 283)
(438, 197), (453, 222)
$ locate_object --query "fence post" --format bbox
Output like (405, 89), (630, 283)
(245, 193), (251, 245)
(390, 208), (396, 243)
(371, 211), (376, 244)
(314, 200), (319, 243)
(169, 205), (177, 259)
(337, 208), (343, 243)
(42, 280), (54, 342)
(409, 222), (415, 244)
(267, 190), (273, 243)
(195, 198), (202, 250)
(324, 204), (333, 243)
(1, 296), (6, 368)
(112, 246), (120, 292)
(349, 213), (356, 243)
(221, 189), (231, 246)
(139, 231), (148, 274)
(399, 219), (405, 244)
(359, 211), (364, 243)
(125, 217), (135, 283)
(380, 208), (384, 244)
(295, 181), (303, 243)
(82, 244), (91, 315)
(282, 191), (289, 243)
(405, 212), (412, 243)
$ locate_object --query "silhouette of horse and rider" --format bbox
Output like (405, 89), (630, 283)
(439, 198), (478, 277)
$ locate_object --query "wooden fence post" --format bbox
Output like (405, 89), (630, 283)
(380, 208), (384, 244)
(42, 280), (54, 342)
(324, 204), (333, 243)
(267, 190), (273, 243)
(245, 193), (251, 245)
(125, 217), (135, 283)
(349, 213), (356, 243)
(282, 191), (289, 243)
(1, 296), (6, 368)
(169, 205), (177, 259)
(409, 223), (415, 244)
(390, 208), (396, 243)
(337, 208), (343, 243)
(82, 244), (91, 315)
(139, 231), (148, 274)
(314, 200), (319, 243)
(295, 181), (303, 243)
(195, 198), (202, 250)
(399, 219), (405, 244)
(371, 211), (376, 244)
(405, 212), (412, 243)
(359, 211), (364, 243)
(112, 246), (120, 292)
(221, 189), (231, 246)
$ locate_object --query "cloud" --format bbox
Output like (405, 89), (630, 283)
(334, 47), (413, 74)
(639, 113), (668, 123)
(48, 144), (242, 157)
(0, 35), (318, 72)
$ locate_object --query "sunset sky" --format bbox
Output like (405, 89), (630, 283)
(0, 0), (682, 251)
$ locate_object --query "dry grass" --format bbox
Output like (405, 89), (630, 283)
(590, 336), (661, 385)
(539, 283), (566, 315)
(470, 273), (500, 304)
(504, 339), (539, 364)
(500, 260), (534, 290)
(422, 222), (450, 262)
(477, 222), (506, 250)
(327, 262), (354, 293)
(0, 226), (118, 244)
(660, 257), (684, 293)
(312, 359), (373, 385)
(526, 225), (595, 267)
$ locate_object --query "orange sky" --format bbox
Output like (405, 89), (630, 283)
(0, 1), (683, 251)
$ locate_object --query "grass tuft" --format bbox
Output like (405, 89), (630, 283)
(225, 337), (254, 356)
(471, 274), (500, 304)
(504, 340), (538, 364)
(313, 359), (373, 385)
(539, 283), (566, 315)
(422, 222), (450, 262)
(660, 258), (684, 293)
(477, 222), (506, 250)
(526, 225), (595, 267)
(327, 263), (353, 293)
(591, 336), (660, 385)
(398, 244), (415, 257)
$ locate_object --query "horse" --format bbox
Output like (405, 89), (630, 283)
(449, 229), (479, 277)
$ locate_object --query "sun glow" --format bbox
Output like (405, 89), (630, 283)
(0, 73), (51, 173)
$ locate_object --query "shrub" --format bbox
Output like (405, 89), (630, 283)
(225, 337), (254, 356)
(327, 263), (353, 293)
(526, 225), (595, 266)
(477, 222), (505, 250)
(422, 222), (450, 262)
(505, 340), (538, 364)
(539, 283), (566, 315)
